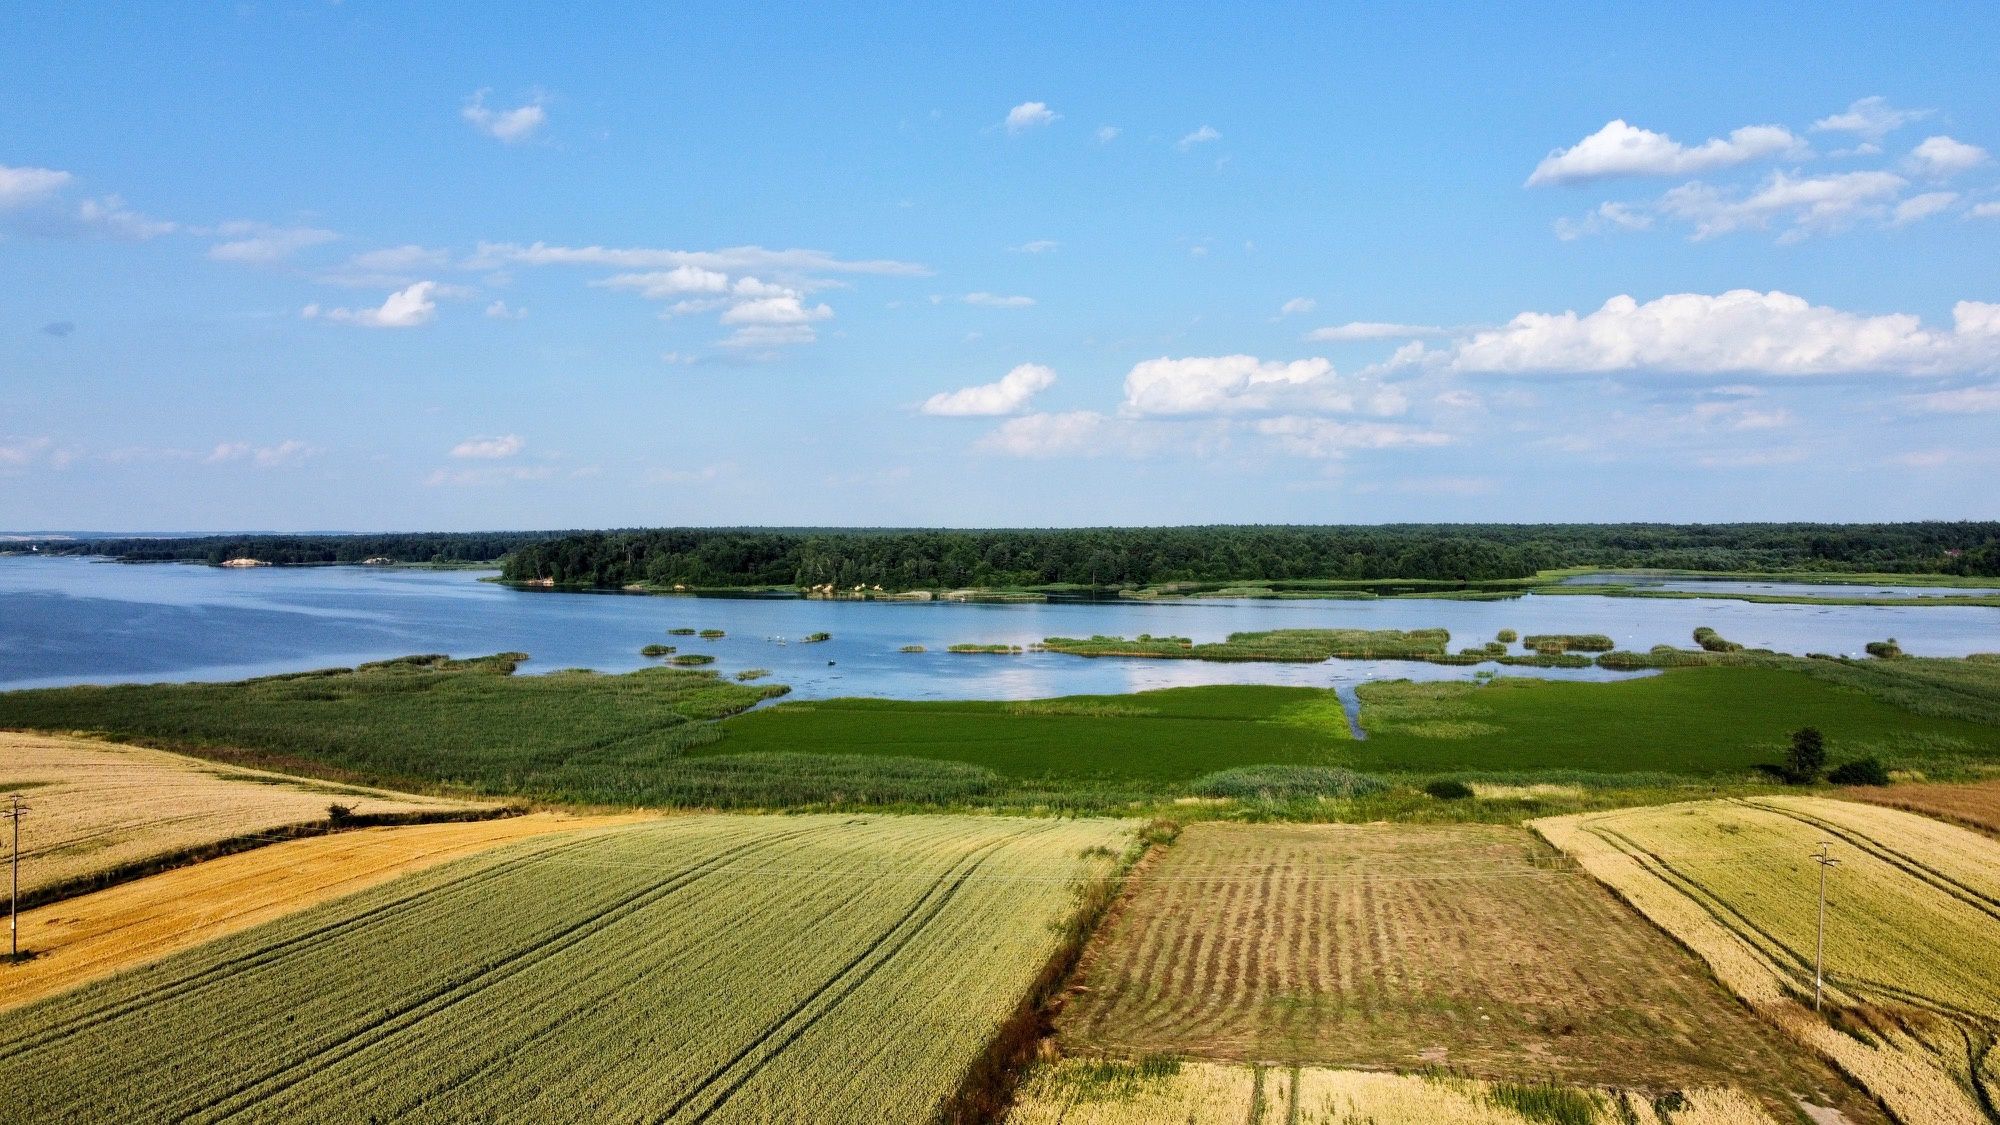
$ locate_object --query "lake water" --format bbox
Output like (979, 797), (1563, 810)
(1556, 573), (2000, 599)
(2, 557), (1997, 703)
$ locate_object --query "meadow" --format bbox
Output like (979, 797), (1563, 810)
(1535, 798), (2000, 1125)
(0, 731), (489, 905)
(0, 814), (1134, 1122)
(1009, 1060), (1790, 1125)
(1052, 823), (1857, 1112)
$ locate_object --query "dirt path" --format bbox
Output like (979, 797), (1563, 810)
(1, 812), (654, 1012)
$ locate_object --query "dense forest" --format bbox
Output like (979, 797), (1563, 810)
(20, 531), (570, 566)
(498, 523), (2000, 589)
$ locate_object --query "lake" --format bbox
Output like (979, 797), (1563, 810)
(2, 556), (1996, 702)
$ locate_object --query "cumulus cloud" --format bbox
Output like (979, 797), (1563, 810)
(1526, 119), (1801, 186)
(921, 363), (1056, 416)
(75, 196), (175, 239)
(975, 411), (1113, 457)
(719, 323), (819, 350)
(1656, 170), (1906, 240)
(1813, 96), (1928, 142)
(1123, 356), (1333, 415)
(962, 292), (1035, 308)
(303, 281), (440, 328)
(451, 435), (525, 459)
(1305, 321), (1445, 342)
(208, 221), (337, 264)
(1553, 201), (1654, 240)
(719, 295), (832, 324)
(1277, 297), (1316, 317)
(1970, 202), (2000, 220)
(1177, 125), (1221, 152)
(462, 89), (547, 143)
(1252, 416), (1451, 458)
(1004, 101), (1058, 134)
(0, 164), (72, 209)
(484, 299), (526, 319)
(1892, 191), (1960, 226)
(1433, 290), (2000, 378)
(1907, 135), (1990, 178)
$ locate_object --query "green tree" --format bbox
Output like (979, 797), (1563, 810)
(1783, 727), (1826, 784)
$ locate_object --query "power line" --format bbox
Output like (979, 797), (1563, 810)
(5, 793), (28, 961)
(1810, 841), (1841, 1012)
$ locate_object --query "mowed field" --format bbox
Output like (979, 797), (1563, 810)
(0, 731), (486, 901)
(1010, 1060), (1784, 1125)
(3, 812), (645, 1012)
(1536, 798), (2000, 1125)
(1055, 823), (1866, 1114)
(0, 813), (1133, 1122)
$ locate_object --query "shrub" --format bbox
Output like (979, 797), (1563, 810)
(1424, 779), (1474, 800)
(640, 644), (675, 657)
(1496, 629), (1518, 643)
(1781, 726), (1827, 784)
(326, 803), (354, 824)
(1693, 626), (1743, 653)
(1865, 638), (1903, 659)
(1828, 756), (1891, 786)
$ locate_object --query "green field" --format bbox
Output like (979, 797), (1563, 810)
(0, 813), (1134, 1122)
(715, 685), (1352, 783)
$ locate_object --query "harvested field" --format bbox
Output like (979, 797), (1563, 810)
(1536, 798), (2000, 1125)
(0, 813), (1133, 1122)
(1010, 1060), (1784, 1125)
(1057, 822), (1866, 1112)
(0, 731), (488, 902)
(3, 812), (642, 1012)
(1843, 779), (2000, 837)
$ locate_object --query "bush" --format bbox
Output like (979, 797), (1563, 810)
(1424, 779), (1474, 800)
(1781, 726), (1827, 784)
(1828, 756), (1891, 786)
(326, 803), (354, 824)
(1865, 638), (1903, 659)
(1693, 626), (1743, 653)
(1496, 629), (1517, 644)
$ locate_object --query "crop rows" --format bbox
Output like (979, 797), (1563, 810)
(1535, 797), (2000, 1125)
(0, 813), (1131, 1122)
(1056, 823), (1835, 1099)
(1009, 1060), (1783, 1124)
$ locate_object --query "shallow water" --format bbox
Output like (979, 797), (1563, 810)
(2, 556), (1996, 700)
(1556, 573), (2000, 599)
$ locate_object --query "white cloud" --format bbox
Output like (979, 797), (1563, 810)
(462, 89), (547, 143)
(1813, 96), (1928, 142)
(303, 281), (440, 328)
(205, 440), (315, 468)
(1094, 125), (1119, 144)
(485, 299), (526, 319)
(74, 196), (175, 239)
(426, 464), (557, 487)
(0, 436), (67, 469)
(921, 363), (1056, 416)
(975, 411), (1112, 457)
(208, 221), (337, 264)
(1553, 200), (1654, 240)
(1277, 297), (1316, 317)
(1011, 239), (1059, 254)
(1305, 321), (1445, 342)
(1252, 416), (1451, 458)
(718, 323), (818, 350)
(1907, 135), (1990, 178)
(597, 265), (732, 298)
(1120, 355), (1404, 417)
(0, 164), (72, 209)
(1903, 385), (2000, 414)
(316, 244), (452, 287)
(719, 295), (832, 324)
(451, 434), (525, 459)
(1892, 191), (1960, 226)
(470, 241), (928, 277)
(1526, 119), (1801, 186)
(1437, 290), (2000, 378)
(1177, 125), (1221, 152)
(1657, 170), (1906, 239)
(1004, 101), (1058, 134)
(962, 292), (1035, 309)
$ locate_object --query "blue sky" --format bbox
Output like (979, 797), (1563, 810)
(4, 3), (1998, 531)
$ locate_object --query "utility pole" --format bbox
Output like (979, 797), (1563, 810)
(1810, 841), (1840, 1012)
(4, 794), (27, 961)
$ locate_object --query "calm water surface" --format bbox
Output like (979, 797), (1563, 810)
(2, 557), (1996, 700)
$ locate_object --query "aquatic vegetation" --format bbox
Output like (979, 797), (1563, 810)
(670, 653), (717, 666)
(640, 643), (676, 656)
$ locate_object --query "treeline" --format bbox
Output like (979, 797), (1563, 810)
(26, 531), (571, 566)
(498, 523), (2000, 590)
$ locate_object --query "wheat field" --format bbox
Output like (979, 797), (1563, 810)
(1536, 797), (2000, 1125)
(0, 731), (484, 899)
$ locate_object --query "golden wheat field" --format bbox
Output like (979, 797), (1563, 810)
(1, 811), (647, 1012)
(1845, 778), (2000, 837)
(1008, 1059), (1784, 1124)
(0, 731), (485, 899)
(1054, 822), (1865, 1114)
(1536, 797), (2000, 1125)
